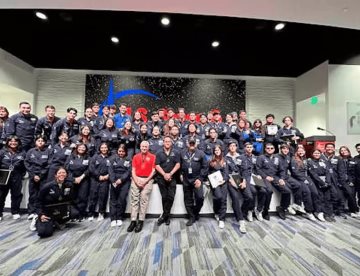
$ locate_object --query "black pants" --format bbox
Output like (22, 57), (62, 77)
(110, 180), (130, 221)
(28, 178), (43, 214)
(258, 180), (273, 214)
(287, 177), (303, 206)
(157, 177), (176, 219)
(228, 183), (254, 221)
(212, 183), (228, 221)
(330, 185), (343, 215)
(37, 206), (80, 238)
(338, 183), (359, 213)
(88, 178), (109, 216)
(183, 178), (204, 220)
(301, 178), (321, 213)
(0, 174), (23, 216)
(271, 178), (301, 209)
(73, 177), (90, 217)
(317, 186), (334, 216)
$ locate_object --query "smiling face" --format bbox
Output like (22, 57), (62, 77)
(214, 146), (222, 157)
(77, 144), (86, 155)
(106, 119), (114, 128)
(117, 147), (126, 158)
(20, 103), (31, 115)
(140, 141), (149, 154)
(55, 168), (67, 182)
(7, 138), (19, 150)
(100, 143), (109, 155)
(296, 147), (306, 157)
(312, 150), (321, 160)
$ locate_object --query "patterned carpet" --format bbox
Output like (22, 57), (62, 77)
(0, 213), (360, 276)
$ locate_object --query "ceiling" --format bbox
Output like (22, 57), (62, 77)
(2, 0), (360, 30)
(0, 9), (360, 77)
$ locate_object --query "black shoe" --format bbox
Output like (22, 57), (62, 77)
(127, 221), (137, 232)
(277, 206), (286, 220)
(186, 218), (195, 226)
(157, 216), (166, 226)
(195, 214), (200, 221)
(338, 213), (347, 219)
(263, 213), (270, 221)
(165, 217), (171, 225)
(135, 220), (143, 233)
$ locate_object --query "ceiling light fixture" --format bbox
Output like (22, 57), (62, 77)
(35, 11), (48, 20)
(161, 17), (170, 26)
(212, 41), (220, 48)
(111, 36), (119, 43)
(275, 23), (285, 31)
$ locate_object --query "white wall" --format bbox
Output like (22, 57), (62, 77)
(35, 68), (295, 120)
(0, 84), (34, 115)
(328, 64), (360, 154)
(295, 61), (328, 137)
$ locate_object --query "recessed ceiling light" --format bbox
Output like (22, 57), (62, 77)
(343, 7), (349, 12)
(111, 36), (119, 43)
(161, 17), (170, 26)
(211, 41), (220, 48)
(275, 23), (285, 31)
(35, 11), (47, 20)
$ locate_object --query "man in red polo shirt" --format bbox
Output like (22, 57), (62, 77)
(127, 141), (156, 233)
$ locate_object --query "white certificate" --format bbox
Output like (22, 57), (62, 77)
(208, 171), (224, 189)
(266, 125), (278, 135)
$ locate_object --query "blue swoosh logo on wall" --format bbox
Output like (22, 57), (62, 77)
(99, 79), (159, 113)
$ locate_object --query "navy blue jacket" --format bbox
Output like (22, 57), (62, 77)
(89, 153), (111, 179)
(180, 149), (208, 182)
(6, 113), (38, 148)
(256, 154), (286, 181)
(109, 156), (132, 183)
(0, 149), (26, 175)
(65, 154), (90, 180)
(25, 147), (52, 179)
(51, 118), (79, 145)
(35, 116), (60, 143)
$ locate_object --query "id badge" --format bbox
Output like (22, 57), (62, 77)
(188, 167), (193, 174)
(9, 165), (14, 171)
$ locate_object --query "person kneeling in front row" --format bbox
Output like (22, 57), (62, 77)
(30, 167), (80, 238)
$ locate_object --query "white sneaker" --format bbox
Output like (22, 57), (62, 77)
(28, 214), (36, 220)
(219, 220), (225, 229)
(254, 210), (263, 222)
(110, 220), (117, 227)
(303, 213), (316, 221)
(29, 215), (38, 231)
(0, 216), (2, 221)
(13, 214), (21, 220)
(88, 216), (94, 221)
(287, 206), (296, 215)
(116, 220), (123, 226)
(214, 214), (219, 221)
(292, 204), (306, 214)
(97, 214), (104, 221)
(316, 212), (325, 222)
(239, 220), (247, 233)
(350, 213), (359, 218)
(247, 211), (254, 222)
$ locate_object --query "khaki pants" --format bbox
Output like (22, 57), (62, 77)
(130, 179), (154, 221)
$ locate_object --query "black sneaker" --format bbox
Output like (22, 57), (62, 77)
(276, 206), (286, 220)
(186, 218), (195, 226)
(135, 220), (144, 233)
(165, 217), (171, 225)
(157, 216), (166, 226)
(263, 213), (270, 221)
(127, 221), (137, 232)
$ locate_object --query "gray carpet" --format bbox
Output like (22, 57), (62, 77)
(0, 213), (360, 275)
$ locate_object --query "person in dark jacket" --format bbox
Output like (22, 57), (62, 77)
(70, 125), (96, 157)
(230, 119), (254, 154)
(93, 105), (110, 135)
(252, 119), (265, 155)
(109, 144), (132, 227)
(203, 127), (225, 160)
(77, 107), (95, 134)
(51, 107), (79, 145)
(5, 101), (38, 151)
(262, 114), (281, 153)
(338, 146), (359, 217)
(290, 146), (322, 221)
(119, 121), (136, 159)
(25, 135), (52, 220)
(0, 136), (26, 221)
(88, 142), (111, 221)
(35, 105), (60, 146)
(96, 118), (119, 153)
(0, 106), (9, 149)
(47, 132), (72, 182)
(276, 116), (304, 154)
(256, 143), (291, 220)
(155, 136), (181, 226)
(135, 123), (150, 153)
(181, 137), (208, 226)
(65, 143), (90, 220)
(307, 149), (336, 222)
(32, 167), (80, 238)
(148, 125), (163, 154)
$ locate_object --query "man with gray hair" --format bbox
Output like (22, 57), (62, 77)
(127, 141), (156, 233)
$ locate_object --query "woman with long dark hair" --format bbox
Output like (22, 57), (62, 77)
(96, 117), (119, 153)
(338, 146), (359, 217)
(0, 136), (26, 221)
(208, 145), (229, 229)
(88, 142), (111, 221)
(70, 125), (96, 157)
(0, 106), (10, 150)
(65, 143), (91, 220)
(119, 121), (136, 159)
(252, 119), (265, 155)
(109, 144), (132, 227)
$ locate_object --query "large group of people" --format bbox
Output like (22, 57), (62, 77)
(0, 102), (359, 238)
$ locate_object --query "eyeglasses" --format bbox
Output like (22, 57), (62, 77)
(266, 147), (275, 150)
